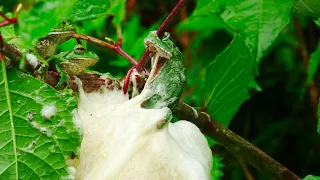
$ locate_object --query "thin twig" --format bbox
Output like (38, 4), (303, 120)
(0, 12), (17, 27)
(73, 34), (115, 49)
(136, 0), (188, 72)
(116, 25), (123, 47)
(72, 34), (137, 66)
(157, 0), (187, 37)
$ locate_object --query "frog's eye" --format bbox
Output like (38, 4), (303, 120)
(74, 45), (86, 54)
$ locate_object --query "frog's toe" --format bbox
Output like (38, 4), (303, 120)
(55, 75), (69, 88)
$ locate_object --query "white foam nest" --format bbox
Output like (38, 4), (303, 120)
(72, 80), (212, 180)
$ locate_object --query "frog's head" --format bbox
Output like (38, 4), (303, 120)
(144, 31), (173, 59)
(65, 44), (99, 66)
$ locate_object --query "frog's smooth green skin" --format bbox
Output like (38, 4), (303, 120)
(141, 30), (186, 111)
(48, 44), (99, 88)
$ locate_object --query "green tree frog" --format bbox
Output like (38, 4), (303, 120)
(142, 30), (186, 110)
(47, 44), (99, 88)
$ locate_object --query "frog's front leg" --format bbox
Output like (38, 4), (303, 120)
(54, 62), (70, 88)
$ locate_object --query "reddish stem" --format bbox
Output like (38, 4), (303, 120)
(0, 33), (3, 48)
(0, 12), (10, 20)
(135, 0), (187, 72)
(135, 50), (150, 72)
(0, 12), (17, 27)
(114, 45), (138, 66)
(157, 0), (187, 37)
(117, 38), (123, 47)
(123, 66), (135, 94)
(72, 34), (137, 66)
(126, 0), (137, 19)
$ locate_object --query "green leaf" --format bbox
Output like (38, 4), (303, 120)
(70, 0), (111, 22)
(293, 0), (320, 27)
(315, 18), (320, 27)
(18, 0), (77, 47)
(75, 16), (107, 37)
(293, 0), (320, 18)
(0, 12), (16, 41)
(210, 155), (224, 180)
(0, 64), (81, 179)
(185, 0), (293, 64)
(205, 35), (254, 127)
(303, 175), (320, 180)
(306, 42), (320, 85)
(218, 0), (293, 63)
(107, 0), (126, 26)
(178, 13), (230, 32)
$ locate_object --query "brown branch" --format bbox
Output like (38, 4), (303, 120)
(172, 102), (301, 180)
(294, 19), (319, 120)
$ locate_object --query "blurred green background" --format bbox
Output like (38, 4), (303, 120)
(1, 0), (320, 179)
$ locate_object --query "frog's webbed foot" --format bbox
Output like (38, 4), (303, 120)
(56, 71), (70, 88)
(54, 63), (70, 88)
